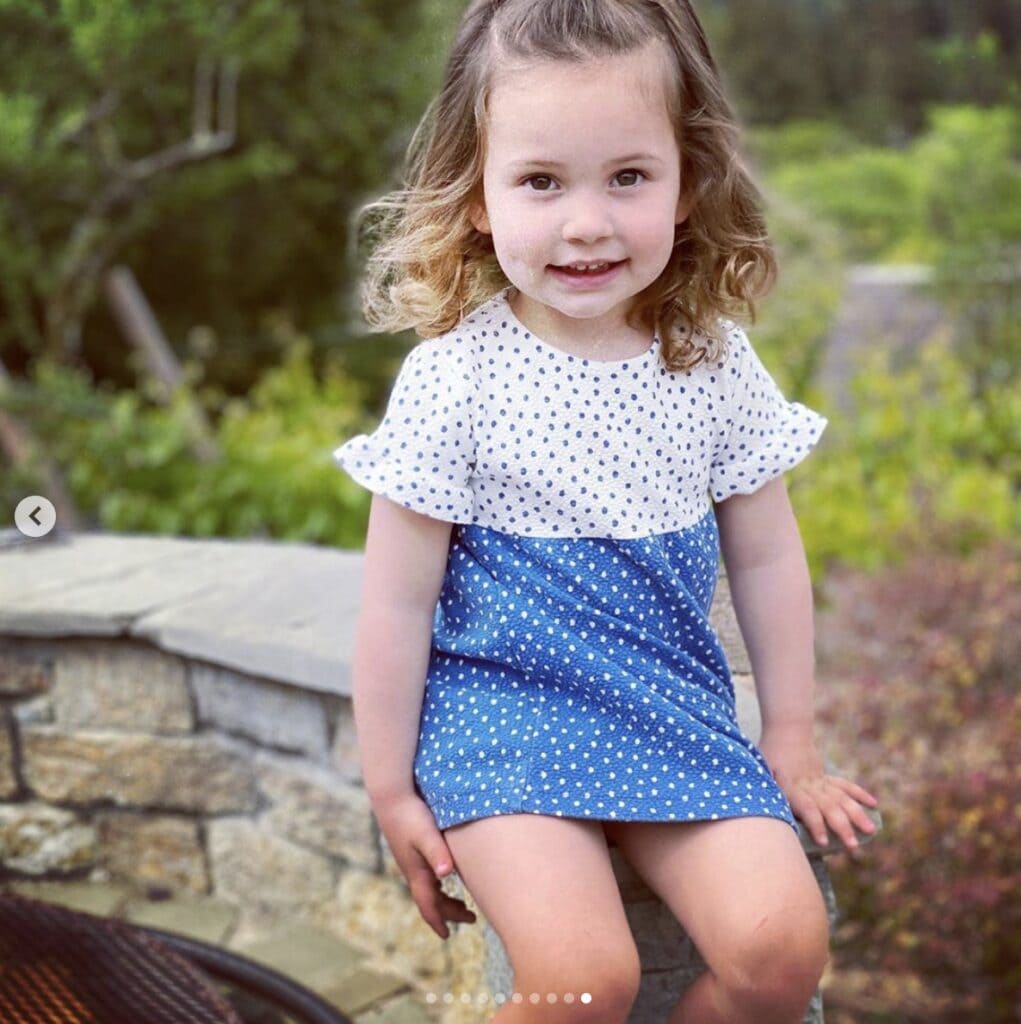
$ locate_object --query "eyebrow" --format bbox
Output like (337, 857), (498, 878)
(508, 153), (665, 170)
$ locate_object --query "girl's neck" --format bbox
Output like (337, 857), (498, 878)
(507, 286), (654, 361)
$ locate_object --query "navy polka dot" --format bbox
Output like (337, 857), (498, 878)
(333, 285), (827, 832)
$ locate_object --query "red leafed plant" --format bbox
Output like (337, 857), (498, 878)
(813, 538), (1021, 1020)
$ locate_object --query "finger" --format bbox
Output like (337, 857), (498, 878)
(404, 835), (453, 882)
(424, 899), (474, 940)
(819, 803), (860, 850)
(423, 895), (460, 938)
(426, 838), (456, 878)
(440, 895), (477, 922)
(408, 870), (447, 908)
(420, 900), (448, 939)
(826, 775), (880, 807)
(792, 798), (830, 847)
(414, 886), (476, 930)
(822, 782), (881, 836)
(847, 800), (880, 837)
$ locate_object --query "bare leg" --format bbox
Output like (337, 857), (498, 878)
(443, 813), (641, 1023)
(604, 817), (830, 1024)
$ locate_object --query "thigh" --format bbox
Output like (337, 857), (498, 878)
(603, 817), (829, 978)
(444, 813), (640, 986)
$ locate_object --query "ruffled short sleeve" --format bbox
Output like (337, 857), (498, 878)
(333, 338), (476, 523)
(708, 325), (828, 502)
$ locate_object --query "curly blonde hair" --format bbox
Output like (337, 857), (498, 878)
(352, 0), (777, 372)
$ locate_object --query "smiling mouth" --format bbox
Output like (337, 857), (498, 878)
(551, 259), (626, 275)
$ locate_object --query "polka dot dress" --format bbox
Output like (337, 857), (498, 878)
(334, 285), (828, 834)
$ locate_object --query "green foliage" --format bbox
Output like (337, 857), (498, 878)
(916, 106), (1021, 263)
(752, 185), (847, 398)
(768, 146), (929, 262)
(702, 0), (1020, 138)
(0, 90), (39, 166)
(816, 543), (1021, 1017)
(793, 336), (1021, 580)
(0, 0), (429, 375)
(747, 120), (859, 166)
(755, 106), (1021, 268)
(0, 337), (379, 549)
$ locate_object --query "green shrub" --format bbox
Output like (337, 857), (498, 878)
(791, 335), (1021, 580)
(756, 105), (1021, 268)
(1, 339), (378, 549)
(769, 148), (928, 262)
(747, 119), (860, 167)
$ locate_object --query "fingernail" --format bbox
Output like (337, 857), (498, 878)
(437, 862), (450, 874)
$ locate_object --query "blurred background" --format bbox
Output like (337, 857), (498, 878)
(0, 1), (1018, 1020)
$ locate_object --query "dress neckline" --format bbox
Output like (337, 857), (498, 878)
(494, 286), (659, 368)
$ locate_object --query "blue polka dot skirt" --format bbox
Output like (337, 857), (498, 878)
(412, 508), (798, 834)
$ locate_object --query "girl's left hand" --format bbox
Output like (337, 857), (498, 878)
(758, 731), (880, 854)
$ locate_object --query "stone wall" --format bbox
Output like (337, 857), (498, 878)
(0, 533), (880, 1024)
(0, 630), (551, 1023)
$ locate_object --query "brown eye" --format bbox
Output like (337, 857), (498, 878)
(615, 169), (645, 187)
(524, 175), (555, 191)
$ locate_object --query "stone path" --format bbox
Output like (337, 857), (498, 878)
(818, 264), (943, 414)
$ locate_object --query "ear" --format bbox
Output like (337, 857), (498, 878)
(469, 197), (491, 235)
(675, 186), (695, 226)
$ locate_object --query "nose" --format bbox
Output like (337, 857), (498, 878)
(561, 191), (613, 245)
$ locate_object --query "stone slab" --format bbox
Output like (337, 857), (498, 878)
(21, 727), (256, 813)
(352, 994), (439, 1024)
(0, 801), (96, 874)
(232, 920), (366, 987)
(321, 963), (411, 1015)
(120, 894), (238, 944)
(192, 664), (330, 757)
(52, 640), (192, 732)
(0, 533), (228, 633)
(207, 819), (336, 906)
(2, 879), (131, 916)
(0, 532), (361, 696)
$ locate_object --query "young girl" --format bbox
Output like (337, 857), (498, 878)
(335, 1), (879, 1021)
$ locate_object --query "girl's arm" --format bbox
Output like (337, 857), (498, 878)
(714, 476), (817, 739)
(713, 476), (879, 850)
(353, 493), (452, 806)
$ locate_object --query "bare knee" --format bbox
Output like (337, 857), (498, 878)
(512, 945), (641, 1023)
(718, 912), (830, 1017)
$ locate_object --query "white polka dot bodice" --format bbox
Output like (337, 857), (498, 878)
(333, 285), (828, 832)
(334, 286), (827, 538)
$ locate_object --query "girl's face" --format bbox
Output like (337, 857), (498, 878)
(470, 42), (690, 348)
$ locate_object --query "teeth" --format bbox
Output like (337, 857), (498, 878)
(566, 261), (611, 271)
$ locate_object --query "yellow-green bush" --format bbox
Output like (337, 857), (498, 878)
(790, 336), (1021, 581)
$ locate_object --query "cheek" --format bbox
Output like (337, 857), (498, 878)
(490, 205), (545, 257)
(633, 200), (679, 245)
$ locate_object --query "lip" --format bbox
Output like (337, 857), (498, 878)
(549, 259), (627, 288)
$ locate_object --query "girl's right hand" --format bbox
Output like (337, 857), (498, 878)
(371, 791), (478, 940)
